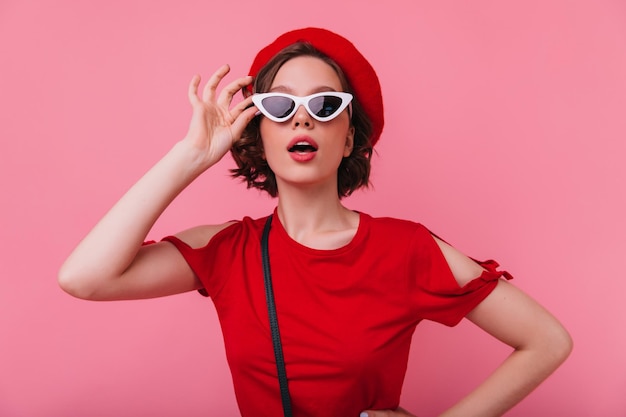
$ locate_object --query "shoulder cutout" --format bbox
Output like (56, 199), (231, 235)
(431, 234), (486, 287)
(173, 222), (237, 249)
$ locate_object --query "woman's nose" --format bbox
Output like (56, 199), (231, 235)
(292, 105), (312, 128)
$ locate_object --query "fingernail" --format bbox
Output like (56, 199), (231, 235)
(360, 413), (369, 417)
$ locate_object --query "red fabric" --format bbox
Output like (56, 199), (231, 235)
(162, 211), (511, 417)
(247, 27), (385, 146)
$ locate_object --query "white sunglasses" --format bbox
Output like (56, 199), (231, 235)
(252, 92), (353, 122)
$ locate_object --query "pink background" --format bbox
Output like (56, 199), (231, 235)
(1, 0), (625, 415)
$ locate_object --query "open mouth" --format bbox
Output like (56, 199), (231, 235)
(288, 141), (318, 153)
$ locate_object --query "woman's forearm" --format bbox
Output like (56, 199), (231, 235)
(440, 280), (573, 417)
(58, 140), (210, 296)
(58, 69), (257, 299)
(440, 338), (571, 417)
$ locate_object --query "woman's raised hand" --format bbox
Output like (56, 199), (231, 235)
(183, 64), (257, 169)
(57, 65), (258, 301)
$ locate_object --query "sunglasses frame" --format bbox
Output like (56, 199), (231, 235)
(252, 92), (353, 123)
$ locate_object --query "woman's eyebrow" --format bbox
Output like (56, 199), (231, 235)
(268, 85), (291, 93)
(268, 85), (339, 94)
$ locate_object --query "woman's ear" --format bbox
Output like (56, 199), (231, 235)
(344, 126), (355, 157)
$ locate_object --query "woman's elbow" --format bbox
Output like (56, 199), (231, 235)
(551, 323), (573, 364)
(536, 320), (573, 371)
(57, 264), (101, 300)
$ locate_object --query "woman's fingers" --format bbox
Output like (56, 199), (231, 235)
(190, 66), (253, 112)
(202, 64), (231, 102)
(217, 75), (254, 108)
(230, 95), (254, 117)
(188, 74), (201, 105)
(230, 104), (259, 138)
(186, 67), (255, 141)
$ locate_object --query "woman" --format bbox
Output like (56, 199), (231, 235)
(58, 27), (572, 417)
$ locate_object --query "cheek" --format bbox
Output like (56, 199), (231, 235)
(259, 118), (281, 142)
(330, 118), (353, 143)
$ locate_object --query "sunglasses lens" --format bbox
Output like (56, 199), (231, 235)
(261, 96), (295, 119)
(308, 95), (343, 118)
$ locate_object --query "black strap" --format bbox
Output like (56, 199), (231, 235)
(261, 215), (293, 417)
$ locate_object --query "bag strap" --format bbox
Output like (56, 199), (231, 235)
(261, 215), (293, 417)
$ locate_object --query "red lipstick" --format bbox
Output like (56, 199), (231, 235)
(287, 136), (318, 162)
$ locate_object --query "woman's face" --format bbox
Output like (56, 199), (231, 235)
(259, 55), (355, 192)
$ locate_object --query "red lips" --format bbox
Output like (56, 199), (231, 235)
(287, 136), (318, 152)
(287, 136), (318, 162)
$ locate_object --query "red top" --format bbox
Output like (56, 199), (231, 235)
(162, 210), (511, 417)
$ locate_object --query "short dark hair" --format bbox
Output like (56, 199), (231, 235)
(230, 42), (373, 198)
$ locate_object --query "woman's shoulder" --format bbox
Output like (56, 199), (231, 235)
(355, 213), (435, 251)
(169, 214), (270, 249)
(171, 222), (236, 249)
(364, 213), (428, 234)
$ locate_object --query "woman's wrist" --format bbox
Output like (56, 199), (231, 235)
(168, 139), (220, 182)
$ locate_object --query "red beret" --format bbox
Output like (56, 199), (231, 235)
(247, 27), (384, 146)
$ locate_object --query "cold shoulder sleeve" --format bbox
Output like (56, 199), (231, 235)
(160, 235), (211, 297)
(157, 218), (264, 298)
(408, 224), (513, 326)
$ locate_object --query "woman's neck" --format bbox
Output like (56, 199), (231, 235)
(275, 181), (359, 249)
